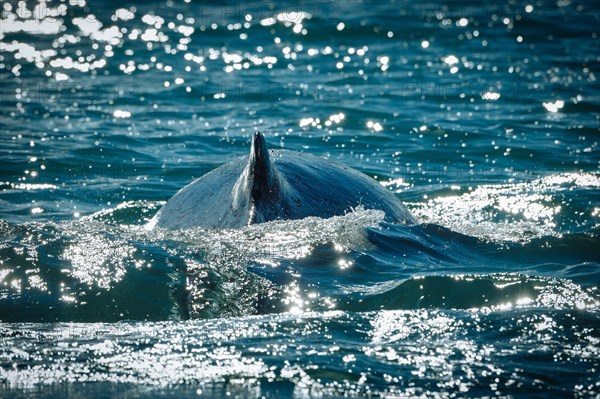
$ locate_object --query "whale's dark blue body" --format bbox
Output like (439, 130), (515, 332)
(149, 133), (415, 229)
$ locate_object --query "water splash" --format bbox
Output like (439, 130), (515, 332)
(410, 172), (600, 242)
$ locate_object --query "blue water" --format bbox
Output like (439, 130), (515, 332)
(1, 0), (599, 397)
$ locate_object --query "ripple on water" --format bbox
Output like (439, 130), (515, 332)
(1, 0), (599, 396)
(1, 307), (599, 397)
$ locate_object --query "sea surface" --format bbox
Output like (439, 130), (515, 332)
(1, 0), (599, 397)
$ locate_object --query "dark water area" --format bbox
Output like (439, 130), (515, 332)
(1, 0), (599, 397)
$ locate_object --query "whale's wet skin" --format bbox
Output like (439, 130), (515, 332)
(1, 0), (600, 397)
(149, 132), (415, 229)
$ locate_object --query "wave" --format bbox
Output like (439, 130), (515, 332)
(1, 195), (598, 323)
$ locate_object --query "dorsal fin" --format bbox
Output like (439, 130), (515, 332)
(248, 132), (277, 201)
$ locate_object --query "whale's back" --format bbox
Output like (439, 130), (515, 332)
(148, 157), (250, 230)
(267, 150), (415, 224)
(149, 134), (415, 230)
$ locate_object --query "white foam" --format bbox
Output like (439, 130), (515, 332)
(410, 172), (599, 242)
(146, 207), (384, 262)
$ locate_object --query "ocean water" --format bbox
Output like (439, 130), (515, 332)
(1, 0), (599, 397)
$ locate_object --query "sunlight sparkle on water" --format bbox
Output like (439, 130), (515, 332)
(63, 232), (134, 289)
(380, 177), (410, 193)
(113, 110), (131, 118)
(482, 92), (501, 101)
(443, 55), (459, 65)
(367, 121), (383, 132)
(410, 173), (598, 242)
(543, 100), (565, 113)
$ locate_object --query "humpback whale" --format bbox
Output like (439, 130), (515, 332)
(148, 132), (415, 229)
